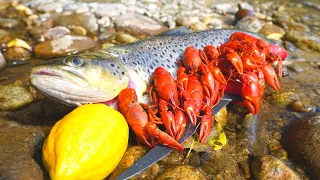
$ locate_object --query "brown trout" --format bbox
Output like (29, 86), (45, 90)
(30, 29), (240, 107)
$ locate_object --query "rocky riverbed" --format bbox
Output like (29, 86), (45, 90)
(0, 0), (320, 179)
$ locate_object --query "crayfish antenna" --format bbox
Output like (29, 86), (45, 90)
(146, 122), (184, 151)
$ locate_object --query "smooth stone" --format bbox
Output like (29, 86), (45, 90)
(97, 16), (111, 28)
(57, 13), (98, 32)
(251, 155), (302, 180)
(236, 17), (263, 33)
(287, 100), (314, 113)
(0, 18), (21, 29)
(28, 27), (49, 41)
(176, 16), (200, 27)
(108, 146), (159, 180)
(283, 115), (320, 179)
(98, 28), (115, 40)
(34, 35), (97, 58)
(214, 106), (227, 126)
(3, 47), (31, 61)
(42, 26), (71, 41)
(259, 24), (285, 40)
(156, 165), (207, 180)
(275, 19), (310, 32)
(115, 33), (137, 44)
(0, 83), (34, 110)
(0, 51), (5, 71)
(285, 30), (320, 51)
(159, 150), (184, 165)
(95, 3), (127, 17)
(115, 13), (168, 36)
(266, 91), (299, 107)
(235, 9), (255, 22)
(0, 123), (48, 180)
(72, 26), (87, 36)
(36, 2), (63, 13)
(190, 22), (207, 32)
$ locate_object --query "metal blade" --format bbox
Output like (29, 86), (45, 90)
(114, 94), (236, 180)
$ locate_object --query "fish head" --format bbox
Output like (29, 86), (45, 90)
(30, 52), (129, 106)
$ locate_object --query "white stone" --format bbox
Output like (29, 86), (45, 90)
(95, 3), (127, 17)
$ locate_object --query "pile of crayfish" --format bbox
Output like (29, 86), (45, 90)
(118, 32), (288, 151)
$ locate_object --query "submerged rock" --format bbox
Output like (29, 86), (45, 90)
(0, 83), (34, 110)
(34, 35), (97, 58)
(283, 115), (320, 179)
(42, 26), (71, 41)
(115, 13), (168, 36)
(235, 9), (255, 22)
(236, 17), (263, 33)
(0, 123), (47, 180)
(259, 24), (285, 40)
(0, 51), (5, 71)
(251, 155), (302, 180)
(285, 30), (320, 51)
(156, 165), (207, 180)
(109, 146), (159, 180)
(57, 13), (98, 32)
(3, 47), (31, 61)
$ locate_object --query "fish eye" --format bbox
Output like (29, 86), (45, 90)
(72, 58), (81, 66)
(68, 57), (84, 67)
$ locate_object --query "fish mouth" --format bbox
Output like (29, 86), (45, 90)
(30, 67), (89, 87)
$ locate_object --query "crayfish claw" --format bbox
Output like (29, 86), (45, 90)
(242, 97), (260, 114)
(146, 122), (183, 151)
(227, 52), (244, 74)
(198, 106), (213, 142)
(262, 64), (280, 91)
(173, 109), (187, 141)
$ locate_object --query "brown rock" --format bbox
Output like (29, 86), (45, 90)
(156, 165), (207, 180)
(109, 146), (159, 180)
(0, 123), (48, 179)
(283, 115), (320, 179)
(251, 155), (302, 180)
(235, 9), (255, 21)
(3, 47), (31, 61)
(34, 35), (97, 58)
(115, 13), (168, 36)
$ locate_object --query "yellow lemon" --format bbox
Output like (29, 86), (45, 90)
(42, 104), (129, 180)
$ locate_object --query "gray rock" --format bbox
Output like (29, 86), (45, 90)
(236, 17), (263, 33)
(42, 26), (71, 41)
(0, 18), (21, 29)
(34, 35), (97, 58)
(115, 13), (168, 36)
(0, 123), (48, 180)
(0, 83), (34, 110)
(57, 13), (98, 32)
(156, 165), (207, 180)
(36, 2), (64, 13)
(95, 3), (127, 17)
(285, 30), (320, 51)
(251, 155), (302, 180)
(283, 115), (320, 179)
(275, 19), (310, 32)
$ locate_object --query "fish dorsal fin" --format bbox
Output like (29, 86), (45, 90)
(157, 26), (191, 37)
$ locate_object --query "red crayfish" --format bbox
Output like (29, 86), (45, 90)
(117, 32), (288, 150)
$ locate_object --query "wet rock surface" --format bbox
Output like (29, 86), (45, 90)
(155, 165), (208, 180)
(57, 13), (98, 32)
(108, 146), (159, 180)
(115, 13), (168, 36)
(0, 119), (48, 180)
(0, 83), (34, 110)
(34, 35), (97, 58)
(285, 30), (320, 51)
(283, 115), (320, 179)
(251, 155), (302, 180)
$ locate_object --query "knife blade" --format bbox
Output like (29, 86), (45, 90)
(113, 93), (238, 180)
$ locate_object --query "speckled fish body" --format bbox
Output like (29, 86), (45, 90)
(30, 29), (239, 106)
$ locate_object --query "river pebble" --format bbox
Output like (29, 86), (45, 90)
(259, 24), (285, 40)
(287, 100), (314, 113)
(0, 18), (21, 29)
(251, 155), (302, 180)
(3, 47), (31, 61)
(285, 30), (320, 51)
(34, 35), (97, 58)
(57, 13), (98, 32)
(0, 51), (6, 71)
(283, 115), (320, 179)
(95, 3), (127, 17)
(109, 146), (159, 180)
(115, 33), (137, 44)
(275, 19), (311, 32)
(159, 150), (184, 165)
(114, 13), (167, 36)
(235, 9), (255, 22)
(72, 26), (87, 36)
(0, 83), (34, 110)
(236, 17), (263, 33)
(42, 26), (71, 41)
(0, 123), (48, 180)
(156, 165), (207, 180)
